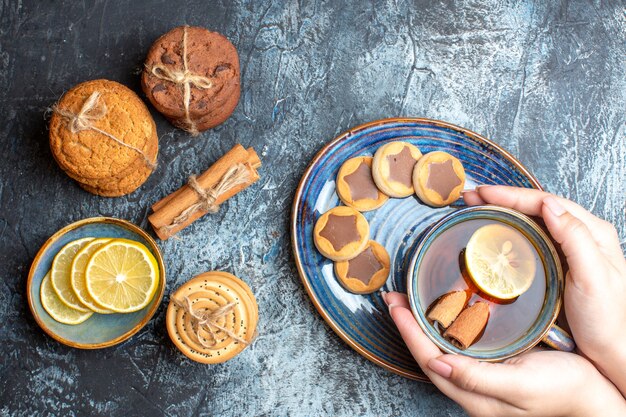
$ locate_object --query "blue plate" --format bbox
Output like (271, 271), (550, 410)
(27, 217), (166, 349)
(291, 118), (541, 380)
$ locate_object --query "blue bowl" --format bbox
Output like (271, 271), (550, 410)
(407, 206), (564, 361)
(27, 217), (166, 349)
(292, 117), (542, 380)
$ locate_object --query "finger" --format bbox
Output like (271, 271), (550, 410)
(461, 190), (486, 206)
(542, 197), (607, 293)
(384, 291), (410, 308)
(476, 185), (544, 214)
(388, 303), (441, 367)
(434, 354), (524, 401)
(388, 304), (493, 408)
(476, 186), (603, 229)
(477, 186), (622, 258)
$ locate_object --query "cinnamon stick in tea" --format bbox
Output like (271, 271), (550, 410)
(427, 290), (470, 329)
(444, 302), (490, 349)
(149, 144), (261, 240)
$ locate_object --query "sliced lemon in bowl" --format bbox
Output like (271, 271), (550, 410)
(50, 237), (94, 312)
(70, 238), (114, 314)
(465, 223), (537, 300)
(85, 239), (159, 313)
(41, 271), (93, 325)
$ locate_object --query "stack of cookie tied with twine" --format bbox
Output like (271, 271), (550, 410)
(49, 79), (158, 197)
(142, 25), (240, 135)
(166, 271), (258, 364)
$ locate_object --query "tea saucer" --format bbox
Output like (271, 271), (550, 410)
(291, 118), (541, 381)
(27, 217), (166, 349)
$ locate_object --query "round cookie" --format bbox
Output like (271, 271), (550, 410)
(413, 151), (465, 207)
(372, 142), (422, 197)
(142, 26), (241, 134)
(336, 157), (388, 211)
(166, 271), (258, 364)
(69, 142), (159, 196)
(314, 206), (370, 261)
(334, 240), (390, 294)
(49, 79), (158, 197)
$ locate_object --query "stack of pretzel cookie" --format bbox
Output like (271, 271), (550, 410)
(314, 141), (467, 295)
(49, 79), (158, 197)
(166, 271), (258, 364)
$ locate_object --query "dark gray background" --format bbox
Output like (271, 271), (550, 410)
(1, 1), (624, 416)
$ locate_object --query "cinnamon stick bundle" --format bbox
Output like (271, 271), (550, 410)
(149, 144), (261, 240)
(444, 302), (490, 349)
(427, 290), (471, 329)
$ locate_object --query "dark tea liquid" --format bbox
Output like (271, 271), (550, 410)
(418, 219), (546, 350)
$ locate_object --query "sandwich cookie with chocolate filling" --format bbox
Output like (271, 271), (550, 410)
(166, 271), (258, 364)
(336, 156), (388, 211)
(314, 206), (370, 261)
(413, 151), (465, 207)
(372, 142), (422, 197)
(334, 240), (390, 294)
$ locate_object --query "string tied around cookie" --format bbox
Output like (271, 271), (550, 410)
(150, 65), (213, 90)
(148, 25), (213, 136)
(172, 296), (251, 347)
(159, 163), (250, 234)
(52, 91), (157, 170)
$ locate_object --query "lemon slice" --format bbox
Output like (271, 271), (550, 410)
(41, 271), (93, 325)
(51, 237), (94, 312)
(85, 239), (159, 313)
(465, 224), (537, 300)
(70, 238), (114, 314)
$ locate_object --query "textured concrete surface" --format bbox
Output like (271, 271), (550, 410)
(0, 1), (624, 416)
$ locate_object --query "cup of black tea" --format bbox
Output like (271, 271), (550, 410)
(407, 205), (575, 361)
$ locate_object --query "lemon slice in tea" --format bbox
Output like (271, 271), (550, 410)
(50, 237), (94, 312)
(85, 239), (159, 313)
(70, 238), (114, 314)
(465, 223), (537, 300)
(41, 271), (93, 325)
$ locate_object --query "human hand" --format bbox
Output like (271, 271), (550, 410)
(385, 292), (626, 417)
(463, 185), (626, 395)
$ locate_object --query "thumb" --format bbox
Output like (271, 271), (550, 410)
(541, 196), (606, 292)
(430, 354), (519, 399)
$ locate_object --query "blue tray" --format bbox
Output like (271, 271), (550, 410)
(291, 118), (541, 380)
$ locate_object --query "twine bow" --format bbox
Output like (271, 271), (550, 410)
(172, 296), (250, 347)
(160, 163), (250, 234)
(53, 92), (156, 170)
(148, 25), (213, 136)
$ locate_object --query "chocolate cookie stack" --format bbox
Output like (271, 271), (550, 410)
(142, 26), (241, 135)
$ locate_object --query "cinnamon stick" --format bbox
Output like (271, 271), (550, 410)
(152, 147), (261, 212)
(149, 144), (261, 240)
(444, 302), (490, 349)
(427, 290), (470, 329)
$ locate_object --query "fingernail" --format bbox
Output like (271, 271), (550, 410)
(388, 303), (397, 315)
(460, 189), (474, 195)
(475, 185), (489, 191)
(544, 196), (566, 217)
(381, 290), (389, 305)
(428, 358), (453, 378)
